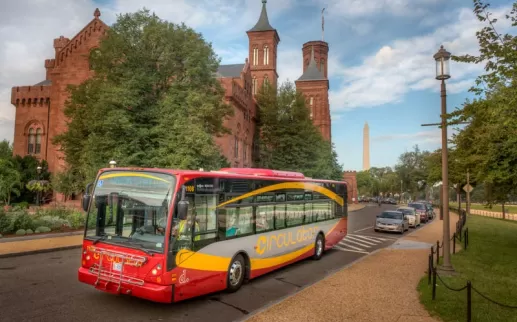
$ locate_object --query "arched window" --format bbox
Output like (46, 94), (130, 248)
(263, 45), (269, 65)
(35, 129), (42, 154)
(28, 129), (35, 154)
(263, 75), (269, 88)
(252, 76), (257, 95)
(309, 97), (314, 120)
(253, 47), (259, 66)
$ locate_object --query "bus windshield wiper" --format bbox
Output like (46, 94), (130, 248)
(92, 235), (109, 245)
(123, 240), (159, 256)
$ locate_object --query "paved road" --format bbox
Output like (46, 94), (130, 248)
(0, 204), (422, 322)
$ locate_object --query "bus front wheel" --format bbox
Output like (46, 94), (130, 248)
(226, 254), (245, 293)
(312, 234), (325, 260)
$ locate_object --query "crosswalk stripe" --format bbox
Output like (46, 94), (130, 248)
(345, 235), (377, 246)
(348, 234), (388, 242)
(333, 245), (369, 254)
(342, 238), (373, 248)
(338, 240), (364, 251)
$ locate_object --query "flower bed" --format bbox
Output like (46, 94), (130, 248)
(0, 205), (89, 238)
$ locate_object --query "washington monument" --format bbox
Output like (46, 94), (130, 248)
(363, 122), (370, 170)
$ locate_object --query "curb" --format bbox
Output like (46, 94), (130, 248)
(0, 230), (83, 244)
(0, 244), (83, 259)
(237, 248), (385, 322)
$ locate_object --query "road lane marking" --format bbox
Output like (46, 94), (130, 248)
(333, 245), (369, 254)
(353, 226), (374, 233)
(346, 235), (377, 246)
(341, 238), (373, 248)
(337, 241), (364, 251)
(348, 234), (388, 242)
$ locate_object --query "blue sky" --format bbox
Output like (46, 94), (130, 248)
(0, 0), (513, 171)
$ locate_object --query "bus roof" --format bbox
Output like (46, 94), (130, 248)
(97, 167), (346, 184)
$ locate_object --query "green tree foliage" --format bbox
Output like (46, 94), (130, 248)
(449, 0), (517, 208)
(254, 81), (343, 180)
(394, 145), (430, 199)
(53, 9), (233, 186)
(0, 158), (21, 205)
(0, 140), (13, 160)
(51, 169), (89, 201)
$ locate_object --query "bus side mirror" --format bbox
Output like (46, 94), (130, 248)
(82, 182), (93, 212)
(178, 200), (189, 220)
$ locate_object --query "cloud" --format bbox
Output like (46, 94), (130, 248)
(317, 0), (444, 18)
(373, 127), (462, 148)
(329, 5), (513, 113)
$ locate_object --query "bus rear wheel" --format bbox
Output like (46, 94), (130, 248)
(312, 234), (325, 260)
(226, 254), (245, 293)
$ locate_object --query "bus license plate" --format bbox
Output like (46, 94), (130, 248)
(113, 262), (122, 272)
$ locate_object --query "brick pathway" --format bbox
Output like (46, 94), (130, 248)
(244, 211), (459, 322)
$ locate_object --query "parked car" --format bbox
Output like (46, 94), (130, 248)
(417, 200), (435, 219)
(374, 210), (409, 234)
(396, 206), (420, 228)
(408, 202), (429, 223)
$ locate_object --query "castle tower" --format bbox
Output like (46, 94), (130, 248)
(247, 0), (280, 96)
(295, 45), (331, 141)
(302, 41), (329, 78)
(363, 122), (370, 170)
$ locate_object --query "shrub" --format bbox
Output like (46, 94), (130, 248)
(33, 215), (70, 230)
(13, 212), (35, 231)
(15, 229), (26, 235)
(35, 226), (51, 233)
(0, 210), (11, 234)
(67, 211), (86, 229)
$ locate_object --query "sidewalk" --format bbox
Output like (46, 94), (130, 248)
(0, 234), (83, 258)
(244, 212), (459, 322)
(0, 204), (366, 258)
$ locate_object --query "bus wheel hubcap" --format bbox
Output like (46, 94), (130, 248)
(316, 239), (323, 256)
(229, 261), (242, 286)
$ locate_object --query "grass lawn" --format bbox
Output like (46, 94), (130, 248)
(449, 202), (517, 214)
(417, 215), (517, 322)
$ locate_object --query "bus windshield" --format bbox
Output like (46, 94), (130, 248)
(85, 170), (176, 254)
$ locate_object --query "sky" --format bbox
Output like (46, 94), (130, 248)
(0, 0), (514, 171)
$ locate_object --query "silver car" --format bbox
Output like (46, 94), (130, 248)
(374, 210), (409, 234)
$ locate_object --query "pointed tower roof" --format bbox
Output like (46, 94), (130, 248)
(297, 46), (326, 81)
(248, 0), (275, 32)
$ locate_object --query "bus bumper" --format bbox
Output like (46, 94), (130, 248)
(78, 267), (173, 303)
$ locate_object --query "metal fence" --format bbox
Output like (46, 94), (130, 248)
(426, 209), (517, 321)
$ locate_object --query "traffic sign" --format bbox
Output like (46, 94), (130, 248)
(463, 184), (473, 193)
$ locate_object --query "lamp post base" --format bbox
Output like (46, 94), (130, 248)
(437, 263), (456, 275)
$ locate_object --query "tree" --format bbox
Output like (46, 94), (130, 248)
(254, 81), (343, 180)
(450, 0), (517, 208)
(0, 159), (21, 205)
(53, 9), (233, 187)
(0, 140), (12, 160)
(51, 170), (82, 202)
(356, 171), (374, 196)
(394, 145), (430, 199)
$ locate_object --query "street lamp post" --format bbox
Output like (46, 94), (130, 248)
(434, 45), (454, 273)
(36, 166), (42, 206)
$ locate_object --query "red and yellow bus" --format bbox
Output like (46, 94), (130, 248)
(78, 167), (348, 303)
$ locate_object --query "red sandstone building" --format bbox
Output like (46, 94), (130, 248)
(10, 2), (357, 202)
